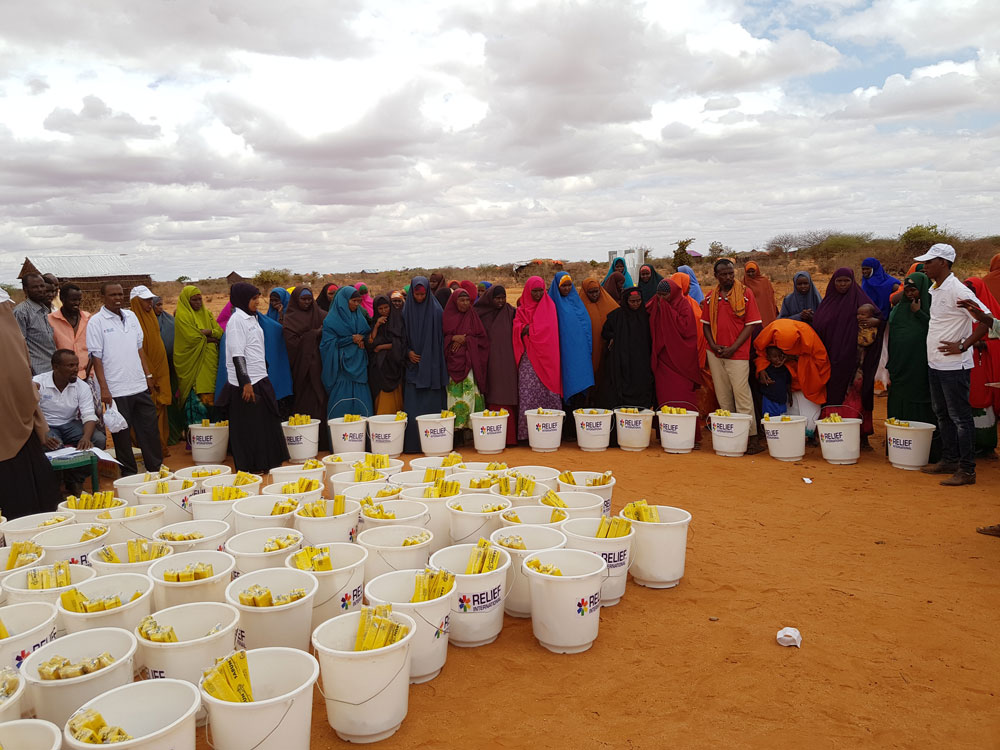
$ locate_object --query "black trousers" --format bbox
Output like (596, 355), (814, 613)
(112, 390), (163, 476)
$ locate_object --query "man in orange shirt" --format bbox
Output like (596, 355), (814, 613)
(48, 284), (92, 380)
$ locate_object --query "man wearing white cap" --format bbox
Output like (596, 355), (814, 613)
(915, 243), (990, 486)
(86, 282), (162, 476)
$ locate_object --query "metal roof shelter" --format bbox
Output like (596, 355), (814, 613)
(18, 255), (153, 311)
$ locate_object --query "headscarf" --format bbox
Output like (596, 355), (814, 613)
(636, 265), (664, 304)
(214, 297), (294, 400)
(670, 272), (707, 367)
(428, 273), (445, 292)
(216, 301), (233, 330)
(704, 261), (748, 341)
(779, 271), (823, 322)
(813, 268), (877, 405)
(354, 283), (374, 317)
(368, 295), (406, 393)
(473, 284), (518, 405)
(130, 294), (171, 407)
(443, 290), (489, 388)
(966, 276), (1000, 410)
(477, 281), (492, 297)
(677, 265), (705, 303)
(459, 280), (479, 303)
(601, 286), (653, 407)
(548, 271), (595, 399)
(647, 279), (701, 386)
(753, 319), (832, 405)
(860, 258), (899, 319)
(434, 286), (452, 309)
(580, 278), (618, 374)
(174, 285), (222, 404)
(602, 257), (634, 288)
(0, 297), (46, 461)
(402, 276), (448, 389)
(887, 272), (932, 411)
(283, 286), (326, 412)
(266, 287), (290, 322)
(153, 296), (175, 357)
(230, 283), (260, 316)
(317, 283), (338, 313)
(512, 276), (561, 396)
(743, 261), (778, 326)
(320, 287), (371, 394)
(983, 253), (1000, 306)
(602, 271), (626, 302)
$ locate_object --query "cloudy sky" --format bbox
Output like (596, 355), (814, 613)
(1, 0), (997, 282)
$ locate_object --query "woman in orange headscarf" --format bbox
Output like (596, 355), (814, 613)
(743, 261), (778, 327)
(671, 272), (717, 420)
(984, 254), (1000, 306)
(580, 278), (618, 387)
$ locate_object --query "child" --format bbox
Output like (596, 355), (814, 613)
(761, 346), (793, 417)
(846, 304), (882, 449)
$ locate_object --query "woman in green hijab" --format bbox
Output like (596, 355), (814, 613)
(886, 271), (939, 461)
(174, 286), (223, 429)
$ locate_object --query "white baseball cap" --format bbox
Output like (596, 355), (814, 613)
(913, 243), (956, 263)
(129, 284), (157, 300)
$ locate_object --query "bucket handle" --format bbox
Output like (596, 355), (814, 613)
(657, 400), (698, 411)
(329, 398), (372, 420)
(458, 516), (491, 543)
(314, 582), (354, 611)
(205, 697), (294, 750)
(316, 659), (407, 707)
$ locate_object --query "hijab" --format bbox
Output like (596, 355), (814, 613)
(283, 287), (323, 338)
(317, 283), (338, 313)
(602, 286), (653, 407)
(889, 273), (931, 330)
(603, 257), (634, 288)
(443, 290), (489, 388)
(320, 287), (371, 393)
(368, 294), (406, 393)
(512, 276), (561, 396)
(473, 285), (518, 405)
(860, 258), (899, 319)
(434, 286), (452, 309)
(580, 278), (619, 374)
(174, 285), (222, 404)
(428, 273), (445, 292)
(354, 283), (375, 317)
(230, 283), (260, 316)
(548, 271), (595, 399)
(743, 261), (778, 326)
(214, 293), (294, 400)
(477, 281), (492, 297)
(266, 287), (290, 322)
(636, 265), (664, 304)
(153, 296), (175, 357)
(402, 277), (448, 390)
(670, 272), (707, 367)
(813, 268), (877, 404)
(647, 279), (701, 385)
(753, 319), (832, 405)
(458, 280), (478, 303)
(676, 265), (705, 304)
(984, 254), (1000, 306)
(603, 271), (626, 302)
(130, 294), (171, 407)
(780, 271), (823, 321)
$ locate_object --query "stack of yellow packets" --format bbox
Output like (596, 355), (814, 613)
(622, 500), (660, 523)
(410, 568), (454, 602)
(137, 615), (178, 643)
(451, 501), (506, 513)
(464, 539), (504, 574)
(394, 411), (407, 421)
(68, 709), (132, 744)
(211, 485), (249, 501)
(94, 539), (170, 564)
(78, 525), (108, 542)
(37, 652), (116, 680)
(495, 474), (536, 496)
(0, 668), (18, 701)
(232, 471), (258, 486)
(191, 467), (222, 477)
(342, 414), (363, 422)
(482, 408), (508, 417)
(97, 506), (140, 520)
(423, 479), (460, 498)
(157, 530), (204, 542)
(594, 517), (632, 538)
(280, 478), (320, 494)
(467, 476), (501, 489)
(5, 541), (42, 570)
(355, 454), (391, 469)
(200, 419), (228, 426)
(526, 558), (562, 576)
(290, 546), (333, 571)
(61, 587), (142, 613)
(298, 497), (346, 518)
(660, 406), (688, 414)
(503, 508), (565, 524)
(38, 514), (71, 527)
(619, 407), (640, 414)
(534, 408), (556, 415)
(401, 531), (430, 546)
(494, 534), (526, 550)
(439, 410), (455, 418)
(557, 470), (576, 485)
(287, 414), (312, 425)
(202, 651), (254, 703)
(422, 467), (446, 483)
(262, 534), (300, 552)
(301, 458), (324, 470)
(270, 499), (298, 515)
(585, 471), (613, 487)
(162, 563), (214, 582)
(63, 492), (119, 510)
(713, 409), (733, 417)
(237, 585), (307, 607)
(540, 490), (568, 508)
(352, 467), (384, 483)
(354, 605), (410, 650)
(361, 502), (395, 519)
(26, 561), (73, 589)
(441, 452), (463, 467)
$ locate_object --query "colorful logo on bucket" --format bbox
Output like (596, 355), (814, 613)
(341, 592), (353, 609)
(434, 615), (450, 639)
(458, 594), (472, 612)
(534, 421), (559, 433)
(577, 592), (601, 616)
(480, 424), (504, 435)
(424, 427), (447, 438)
(577, 598), (588, 616)
(14, 625), (57, 669)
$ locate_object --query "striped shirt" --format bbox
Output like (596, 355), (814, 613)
(13, 298), (55, 375)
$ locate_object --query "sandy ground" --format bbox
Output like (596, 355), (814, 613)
(90, 400), (991, 750)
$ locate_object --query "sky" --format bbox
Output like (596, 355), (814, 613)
(0, 0), (998, 282)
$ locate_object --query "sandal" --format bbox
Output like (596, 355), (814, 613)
(976, 524), (1000, 538)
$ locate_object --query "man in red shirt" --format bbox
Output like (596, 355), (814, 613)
(702, 259), (765, 454)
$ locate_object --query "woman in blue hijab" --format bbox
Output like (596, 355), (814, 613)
(603, 257), (634, 289)
(548, 272), (595, 403)
(676, 265), (704, 304)
(860, 258), (900, 319)
(320, 287), (373, 420)
(401, 276), (449, 452)
(266, 287), (290, 323)
(779, 271), (823, 324)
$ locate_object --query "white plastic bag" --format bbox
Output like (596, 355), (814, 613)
(103, 403), (129, 434)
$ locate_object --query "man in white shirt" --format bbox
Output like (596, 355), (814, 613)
(916, 243), (990, 486)
(86, 282), (162, 476)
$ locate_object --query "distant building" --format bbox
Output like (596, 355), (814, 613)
(225, 271), (245, 286)
(608, 248), (648, 280)
(18, 255), (152, 311)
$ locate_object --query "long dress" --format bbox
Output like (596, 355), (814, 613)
(443, 290), (488, 430)
(131, 296), (172, 452)
(886, 273), (937, 425)
(366, 295), (406, 415)
(401, 277), (449, 453)
(813, 269), (878, 408)
(548, 272), (595, 406)
(600, 288), (654, 409)
(671, 272), (717, 420)
(320, 288), (373, 420)
(513, 277), (562, 440)
(474, 285), (518, 444)
(967, 277), (1000, 456)
(174, 285), (222, 429)
(283, 287), (330, 450)
(647, 282), (701, 410)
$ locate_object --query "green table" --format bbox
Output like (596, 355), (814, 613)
(49, 452), (101, 493)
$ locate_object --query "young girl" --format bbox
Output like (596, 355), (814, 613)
(845, 304), (882, 449)
(760, 346), (793, 417)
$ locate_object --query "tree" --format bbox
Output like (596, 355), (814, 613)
(900, 224), (956, 256)
(707, 241), (731, 258)
(176, 275), (191, 283)
(672, 238), (695, 268)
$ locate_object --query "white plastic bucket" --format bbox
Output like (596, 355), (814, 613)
(201, 647), (319, 750)
(658, 411), (699, 453)
(385, 470), (433, 488)
(93, 504), (167, 545)
(416, 414), (455, 456)
(232, 496), (298, 535)
(147, 550), (236, 611)
(342, 481), (403, 503)
(293, 499), (361, 546)
(408, 455), (461, 475)
(0, 513), (77, 547)
(32, 523), (109, 567)
(90, 541), (174, 577)
(817, 418), (862, 465)
(188, 424), (229, 464)
(57, 498), (126, 525)
(0, 719), (60, 749)
(365, 569), (456, 683)
(505, 465), (560, 491)
(312, 610), (416, 744)
(63, 678), (200, 750)
(0, 546), (46, 584)
(225, 567), (318, 651)
(22, 626), (136, 727)
(522, 549), (606, 654)
(134, 480), (195, 526)
(708, 413), (753, 457)
(560, 517), (634, 607)
(356, 525), (433, 585)
(329, 470), (389, 498)
(622, 505), (691, 588)
(59, 572), (154, 635)
(113, 471), (174, 505)
(499, 505), (566, 528)
(469, 411), (508, 454)
(488, 483), (545, 508)
(447, 470), (500, 494)
(556, 472), (615, 517)
(201, 472), (263, 497)
(322, 453), (363, 484)
(281, 418), (320, 462)
(0, 667), (25, 722)
(761, 415), (808, 462)
(446, 497), (511, 544)
(269, 463), (326, 486)
(489, 526), (566, 618)
(0, 602), (58, 670)
(428, 543), (510, 647)
(358, 500), (429, 534)
(172, 464), (232, 490)
(285, 543), (367, 628)
(886, 420), (936, 470)
(261, 482), (322, 504)
(367, 414), (407, 457)
(224, 527), (304, 578)
(3, 566), (95, 637)
(399, 489), (451, 553)
(189, 498), (240, 530)
(549, 491), (604, 520)
(153, 519), (230, 553)
(573, 409), (614, 451)
(525, 410), (565, 452)
(614, 408), (655, 451)
(328, 416), (368, 455)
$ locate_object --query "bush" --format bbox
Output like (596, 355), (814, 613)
(252, 268), (292, 289)
(900, 224), (957, 257)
